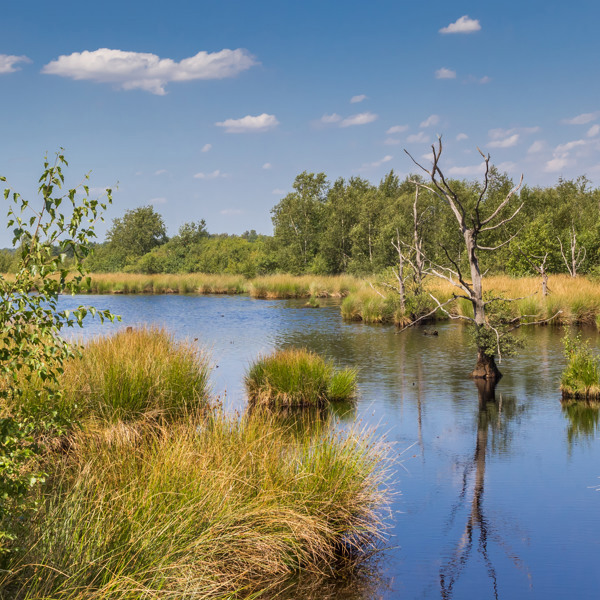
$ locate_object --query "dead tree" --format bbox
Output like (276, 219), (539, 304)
(558, 226), (586, 277)
(517, 247), (550, 296)
(404, 138), (524, 381)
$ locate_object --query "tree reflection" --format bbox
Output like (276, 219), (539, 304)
(562, 400), (600, 445)
(440, 380), (528, 600)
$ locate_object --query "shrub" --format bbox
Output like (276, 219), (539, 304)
(245, 348), (357, 407)
(561, 333), (600, 399)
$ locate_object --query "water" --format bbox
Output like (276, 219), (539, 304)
(61, 294), (600, 600)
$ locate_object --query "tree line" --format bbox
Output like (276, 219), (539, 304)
(2, 168), (598, 279)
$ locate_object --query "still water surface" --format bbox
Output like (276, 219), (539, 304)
(62, 294), (600, 600)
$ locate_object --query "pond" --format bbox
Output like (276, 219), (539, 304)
(61, 294), (600, 600)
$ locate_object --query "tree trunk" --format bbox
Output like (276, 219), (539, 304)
(471, 349), (502, 380)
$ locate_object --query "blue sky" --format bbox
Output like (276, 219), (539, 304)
(1, 0), (599, 244)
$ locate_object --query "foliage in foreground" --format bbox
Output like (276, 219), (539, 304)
(245, 348), (358, 407)
(0, 152), (117, 555)
(1, 411), (388, 600)
(561, 333), (600, 399)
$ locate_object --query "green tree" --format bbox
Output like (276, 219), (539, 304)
(105, 205), (168, 269)
(0, 151), (118, 554)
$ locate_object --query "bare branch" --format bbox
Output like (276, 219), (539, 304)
(479, 202), (524, 233)
(368, 280), (386, 299)
(477, 228), (522, 251)
(505, 310), (562, 333)
(479, 173), (524, 227)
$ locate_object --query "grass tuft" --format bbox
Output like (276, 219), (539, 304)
(560, 333), (600, 399)
(245, 348), (357, 407)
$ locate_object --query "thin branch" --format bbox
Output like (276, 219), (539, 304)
(479, 173), (524, 227)
(477, 228), (522, 252)
(479, 202), (524, 233)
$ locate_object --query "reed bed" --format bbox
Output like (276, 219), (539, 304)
(342, 275), (600, 327)
(245, 348), (358, 407)
(1, 412), (388, 600)
(80, 273), (248, 295)
(249, 274), (363, 299)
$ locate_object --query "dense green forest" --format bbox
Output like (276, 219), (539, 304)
(3, 169), (598, 278)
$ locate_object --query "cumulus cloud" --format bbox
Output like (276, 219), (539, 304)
(544, 138), (589, 172)
(407, 132), (430, 144)
(42, 47), (257, 95)
(448, 163), (486, 176)
(0, 54), (31, 74)
(420, 114), (440, 128)
(215, 113), (279, 133)
(527, 140), (545, 154)
(435, 67), (456, 80)
(456, 133), (468, 141)
(362, 155), (393, 169)
(154, 169), (167, 176)
(386, 125), (408, 135)
(350, 94), (367, 103)
(587, 124), (600, 138)
(320, 113), (342, 124)
(193, 169), (228, 179)
(201, 143), (212, 152)
(262, 162), (272, 169)
(488, 133), (519, 148)
(562, 112), (599, 125)
(340, 112), (378, 127)
(478, 76), (491, 84)
(439, 15), (481, 34)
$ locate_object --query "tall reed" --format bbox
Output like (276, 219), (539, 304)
(1, 412), (388, 600)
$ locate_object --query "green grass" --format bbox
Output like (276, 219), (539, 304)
(560, 334), (600, 399)
(1, 411), (388, 600)
(245, 348), (358, 407)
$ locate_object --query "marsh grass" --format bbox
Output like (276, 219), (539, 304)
(245, 348), (358, 407)
(249, 275), (362, 299)
(560, 333), (600, 399)
(13, 327), (211, 425)
(1, 411), (388, 600)
(342, 275), (600, 327)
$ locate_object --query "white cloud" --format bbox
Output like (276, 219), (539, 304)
(0, 54), (31, 74)
(150, 197), (167, 205)
(478, 76), (491, 84)
(272, 188), (287, 195)
(350, 94), (367, 103)
(384, 138), (402, 146)
(340, 112), (378, 127)
(386, 125), (408, 135)
(154, 169), (167, 175)
(420, 114), (440, 128)
(497, 161), (517, 172)
(215, 113), (279, 133)
(435, 67), (456, 80)
(555, 139), (587, 154)
(201, 143), (212, 152)
(562, 112), (599, 125)
(320, 113), (342, 124)
(262, 162), (272, 169)
(456, 133), (468, 141)
(448, 163), (486, 176)
(193, 169), (228, 179)
(439, 15), (481, 34)
(362, 155), (393, 169)
(545, 157), (570, 172)
(407, 132), (430, 143)
(42, 48), (257, 95)
(527, 140), (545, 154)
(587, 124), (600, 138)
(488, 133), (519, 148)
(220, 209), (243, 215)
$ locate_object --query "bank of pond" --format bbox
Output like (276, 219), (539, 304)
(70, 273), (600, 329)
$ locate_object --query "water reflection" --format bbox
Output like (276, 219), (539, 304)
(562, 400), (600, 444)
(440, 380), (528, 600)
